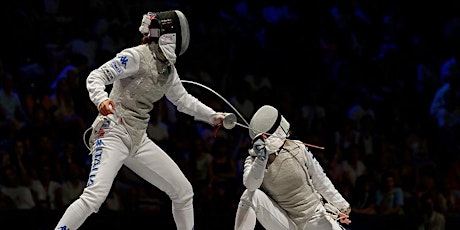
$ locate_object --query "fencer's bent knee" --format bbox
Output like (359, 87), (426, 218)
(171, 180), (194, 209)
(240, 189), (252, 202)
(79, 189), (110, 213)
(241, 189), (264, 202)
(239, 189), (264, 211)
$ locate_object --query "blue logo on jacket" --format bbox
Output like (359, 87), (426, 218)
(120, 56), (128, 68)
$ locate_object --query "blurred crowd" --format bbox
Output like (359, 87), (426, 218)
(1, 0), (460, 229)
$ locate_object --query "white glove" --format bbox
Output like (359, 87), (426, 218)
(325, 203), (351, 224)
(252, 139), (268, 160)
(212, 112), (227, 126)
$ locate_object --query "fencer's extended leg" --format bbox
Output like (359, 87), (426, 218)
(124, 136), (194, 230)
(235, 189), (296, 230)
(55, 126), (128, 230)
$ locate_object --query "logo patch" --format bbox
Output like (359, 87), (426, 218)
(111, 60), (123, 75)
(87, 140), (104, 186)
(102, 66), (115, 81)
(120, 56), (128, 68)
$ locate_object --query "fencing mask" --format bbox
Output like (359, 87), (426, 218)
(139, 10), (190, 56)
(249, 105), (290, 154)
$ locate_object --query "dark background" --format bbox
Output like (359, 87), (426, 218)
(1, 0), (460, 229)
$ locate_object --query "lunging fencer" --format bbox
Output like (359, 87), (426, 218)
(234, 105), (352, 230)
(54, 10), (229, 230)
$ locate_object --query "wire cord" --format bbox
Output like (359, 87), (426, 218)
(181, 79), (250, 126)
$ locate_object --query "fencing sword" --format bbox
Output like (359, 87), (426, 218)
(221, 110), (324, 150)
(181, 80), (325, 150)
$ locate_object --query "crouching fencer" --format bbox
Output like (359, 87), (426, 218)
(234, 105), (351, 230)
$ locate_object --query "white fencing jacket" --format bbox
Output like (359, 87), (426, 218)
(86, 43), (217, 150)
